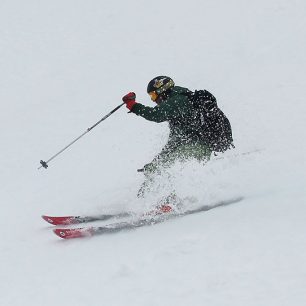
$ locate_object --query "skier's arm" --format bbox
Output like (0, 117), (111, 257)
(122, 92), (189, 123)
(130, 103), (172, 123)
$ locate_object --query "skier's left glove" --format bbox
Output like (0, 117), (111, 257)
(122, 92), (137, 110)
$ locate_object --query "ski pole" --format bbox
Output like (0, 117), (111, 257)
(38, 102), (125, 170)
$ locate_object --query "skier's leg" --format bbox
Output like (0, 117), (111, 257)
(137, 142), (211, 198)
(137, 143), (176, 198)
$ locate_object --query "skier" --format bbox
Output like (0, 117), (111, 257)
(122, 76), (233, 197)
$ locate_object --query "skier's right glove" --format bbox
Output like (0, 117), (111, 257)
(122, 92), (137, 110)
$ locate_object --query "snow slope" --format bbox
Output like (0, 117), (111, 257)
(1, 0), (306, 305)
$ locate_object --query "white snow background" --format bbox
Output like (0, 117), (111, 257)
(1, 0), (306, 305)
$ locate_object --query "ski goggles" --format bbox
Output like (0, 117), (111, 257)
(148, 91), (158, 102)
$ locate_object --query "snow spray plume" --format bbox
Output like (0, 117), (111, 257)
(38, 103), (125, 170)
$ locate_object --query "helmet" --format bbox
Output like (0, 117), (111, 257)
(147, 76), (175, 102)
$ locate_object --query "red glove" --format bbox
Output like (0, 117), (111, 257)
(122, 92), (137, 110)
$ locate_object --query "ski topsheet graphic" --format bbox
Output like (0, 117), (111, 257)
(44, 197), (243, 239)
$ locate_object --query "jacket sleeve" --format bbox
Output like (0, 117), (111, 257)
(130, 96), (189, 123)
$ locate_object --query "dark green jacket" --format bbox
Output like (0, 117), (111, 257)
(131, 86), (206, 147)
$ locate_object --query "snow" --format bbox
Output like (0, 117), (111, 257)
(1, 0), (306, 305)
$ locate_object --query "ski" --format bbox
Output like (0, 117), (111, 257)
(42, 205), (173, 226)
(54, 219), (156, 239)
(53, 197), (243, 239)
(42, 212), (131, 226)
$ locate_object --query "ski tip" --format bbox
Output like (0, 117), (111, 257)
(42, 215), (55, 225)
(53, 228), (93, 239)
(42, 215), (76, 226)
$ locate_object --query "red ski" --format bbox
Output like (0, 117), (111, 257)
(54, 227), (95, 239)
(42, 205), (173, 226)
(54, 219), (156, 239)
(42, 212), (131, 226)
(42, 215), (79, 225)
